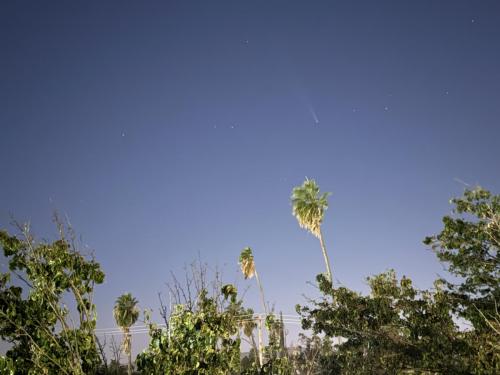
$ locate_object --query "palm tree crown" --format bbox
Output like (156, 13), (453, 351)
(291, 178), (330, 238)
(113, 293), (139, 329)
(239, 247), (256, 279)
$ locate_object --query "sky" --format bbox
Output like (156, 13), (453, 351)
(1, 0), (500, 357)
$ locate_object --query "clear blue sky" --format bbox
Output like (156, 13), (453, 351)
(1, 0), (500, 355)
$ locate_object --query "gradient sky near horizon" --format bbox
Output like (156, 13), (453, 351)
(1, 0), (500, 355)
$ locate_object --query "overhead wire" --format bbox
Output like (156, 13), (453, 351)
(94, 312), (303, 336)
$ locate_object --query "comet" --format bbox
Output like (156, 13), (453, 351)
(308, 104), (320, 124)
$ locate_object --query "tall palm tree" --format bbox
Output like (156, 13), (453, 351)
(239, 247), (267, 367)
(291, 178), (333, 285)
(113, 293), (139, 375)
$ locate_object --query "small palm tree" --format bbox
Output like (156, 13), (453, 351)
(291, 178), (333, 285)
(240, 307), (259, 366)
(239, 247), (266, 313)
(239, 247), (267, 367)
(113, 293), (139, 375)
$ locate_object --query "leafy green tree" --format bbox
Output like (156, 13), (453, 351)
(290, 334), (339, 375)
(261, 314), (291, 375)
(240, 312), (292, 375)
(291, 179), (333, 285)
(113, 293), (139, 375)
(424, 187), (500, 372)
(297, 187), (500, 374)
(298, 271), (471, 374)
(136, 285), (241, 374)
(0, 223), (105, 374)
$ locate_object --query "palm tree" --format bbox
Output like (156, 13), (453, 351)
(113, 293), (139, 375)
(239, 247), (267, 313)
(291, 178), (333, 285)
(239, 247), (267, 367)
(240, 307), (259, 366)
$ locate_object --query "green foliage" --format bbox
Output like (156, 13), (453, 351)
(289, 334), (339, 375)
(297, 187), (500, 374)
(239, 313), (293, 375)
(1, 186), (497, 374)
(101, 360), (128, 375)
(298, 271), (471, 374)
(0, 356), (15, 375)
(0, 225), (105, 374)
(423, 187), (499, 317)
(136, 287), (241, 374)
(262, 314), (291, 375)
(424, 187), (500, 373)
(222, 284), (238, 304)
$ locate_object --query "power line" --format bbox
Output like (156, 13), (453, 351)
(94, 313), (303, 336)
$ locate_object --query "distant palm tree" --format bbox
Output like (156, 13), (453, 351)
(239, 247), (267, 313)
(291, 178), (333, 285)
(113, 293), (139, 375)
(240, 307), (259, 366)
(239, 247), (267, 367)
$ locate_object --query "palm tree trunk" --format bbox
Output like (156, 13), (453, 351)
(318, 229), (333, 285)
(254, 270), (267, 367)
(254, 270), (267, 314)
(126, 329), (132, 375)
(257, 315), (264, 367)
